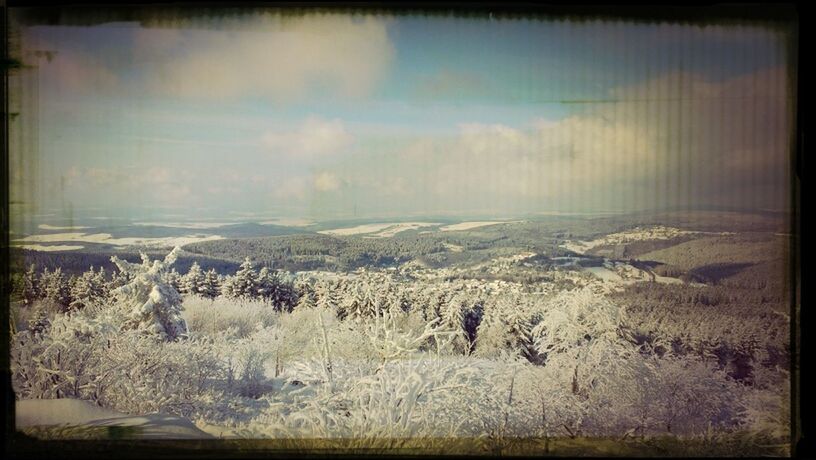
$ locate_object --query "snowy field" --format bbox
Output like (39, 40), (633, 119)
(318, 222), (438, 237)
(133, 221), (236, 229)
(13, 232), (224, 248)
(562, 226), (700, 254)
(14, 244), (86, 252)
(38, 224), (91, 231)
(16, 399), (212, 439)
(439, 221), (518, 232)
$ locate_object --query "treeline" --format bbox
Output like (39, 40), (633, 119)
(10, 248), (241, 277)
(11, 257), (298, 319)
(185, 234), (450, 271)
(185, 231), (573, 272)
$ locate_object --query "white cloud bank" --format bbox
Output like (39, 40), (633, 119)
(317, 66), (791, 215)
(150, 15), (394, 102)
(261, 117), (354, 157)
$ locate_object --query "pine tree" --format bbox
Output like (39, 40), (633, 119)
(162, 268), (182, 292)
(94, 267), (110, 303)
(107, 268), (129, 293)
(294, 278), (317, 309)
(442, 293), (469, 353)
(201, 268), (221, 299)
(256, 266), (273, 299)
(257, 266), (298, 311)
(40, 267), (70, 309)
(20, 264), (40, 305)
(69, 266), (103, 310)
(110, 247), (187, 341)
(315, 280), (341, 314)
(225, 257), (259, 300)
(181, 261), (206, 296)
(504, 299), (535, 361)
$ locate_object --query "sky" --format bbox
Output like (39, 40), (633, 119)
(9, 11), (795, 223)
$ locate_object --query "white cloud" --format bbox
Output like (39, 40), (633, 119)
(316, 66), (792, 214)
(261, 117), (354, 157)
(272, 176), (309, 200)
(147, 15), (394, 103)
(313, 172), (342, 192)
(24, 14), (395, 104)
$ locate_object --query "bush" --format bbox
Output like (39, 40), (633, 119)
(182, 296), (279, 339)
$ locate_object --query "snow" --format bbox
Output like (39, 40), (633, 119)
(38, 224), (91, 230)
(16, 399), (213, 439)
(319, 222), (438, 237)
(440, 221), (518, 232)
(585, 266), (623, 282)
(259, 218), (315, 227)
(134, 221), (234, 229)
(370, 223), (441, 238)
(443, 242), (464, 252)
(563, 226), (698, 254)
(17, 399), (124, 426)
(15, 244), (85, 252)
(14, 232), (223, 248)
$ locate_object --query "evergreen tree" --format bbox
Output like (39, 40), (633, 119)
(94, 267), (109, 302)
(229, 257), (259, 300)
(40, 267), (70, 309)
(220, 275), (236, 299)
(201, 268), (221, 299)
(110, 247), (187, 341)
(181, 261), (206, 296)
(315, 280), (342, 313)
(504, 299), (536, 361)
(162, 268), (182, 292)
(20, 264), (40, 306)
(69, 266), (105, 310)
(257, 267), (298, 311)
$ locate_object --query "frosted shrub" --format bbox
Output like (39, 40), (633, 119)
(11, 312), (115, 400)
(94, 330), (230, 419)
(109, 247), (187, 341)
(356, 310), (459, 368)
(645, 356), (745, 435)
(182, 296), (278, 339)
(259, 357), (485, 441)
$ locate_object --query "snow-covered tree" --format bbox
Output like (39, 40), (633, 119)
(18, 264), (40, 305)
(201, 268), (221, 299)
(162, 268), (183, 292)
(69, 266), (106, 310)
(294, 278), (317, 309)
(93, 267), (109, 302)
(441, 293), (470, 354)
(315, 280), (342, 313)
(257, 266), (298, 311)
(223, 257), (258, 300)
(110, 247), (187, 341)
(107, 267), (130, 293)
(181, 261), (206, 296)
(40, 267), (70, 308)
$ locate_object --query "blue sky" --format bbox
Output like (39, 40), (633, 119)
(9, 12), (794, 223)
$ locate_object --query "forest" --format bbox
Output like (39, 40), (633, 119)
(9, 221), (793, 455)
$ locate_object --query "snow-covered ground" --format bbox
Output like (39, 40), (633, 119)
(319, 222), (438, 237)
(369, 222), (441, 238)
(13, 232), (224, 248)
(258, 218), (315, 227)
(38, 224), (91, 231)
(133, 221), (235, 229)
(563, 226), (699, 254)
(14, 244), (85, 252)
(439, 221), (518, 232)
(16, 399), (213, 439)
